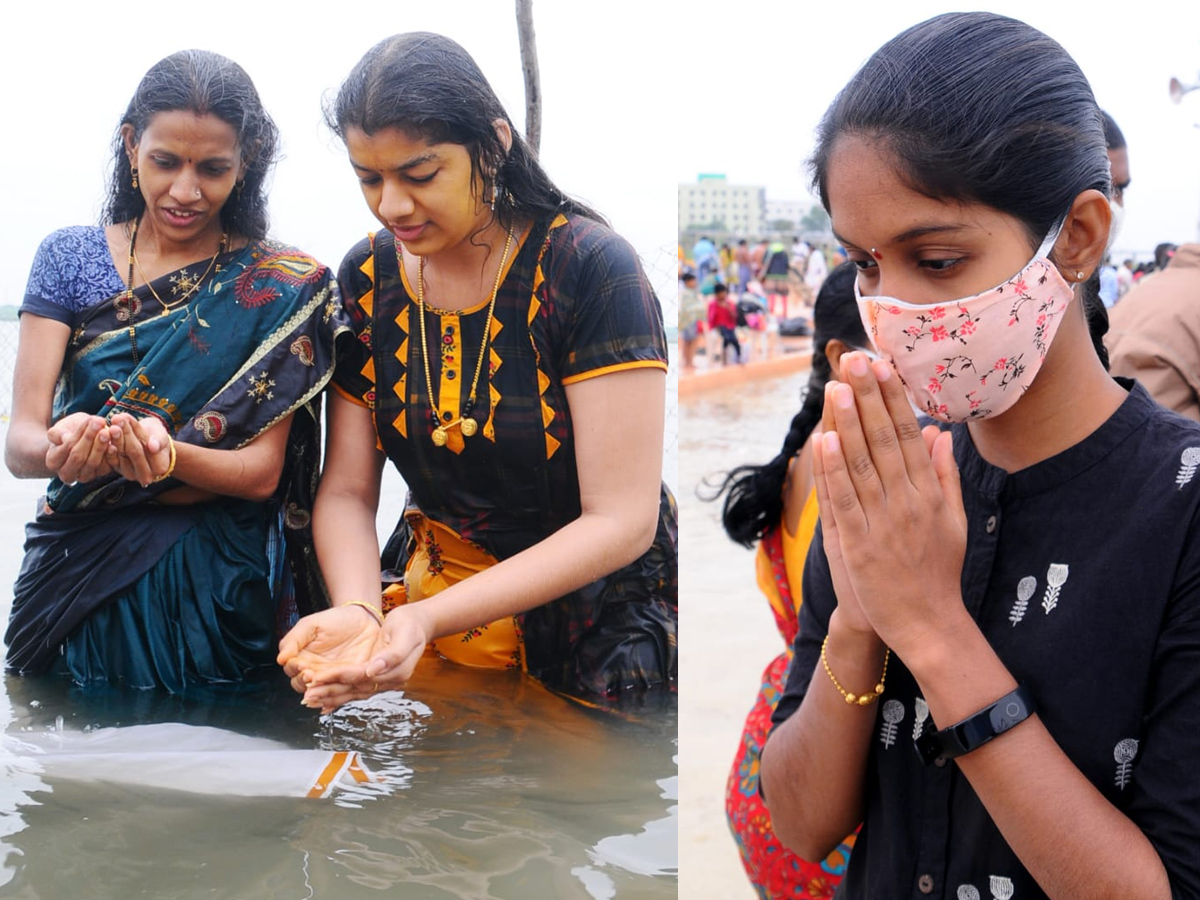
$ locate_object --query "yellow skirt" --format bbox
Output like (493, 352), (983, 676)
(381, 512), (525, 671)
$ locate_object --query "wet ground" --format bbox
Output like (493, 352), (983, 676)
(678, 367), (812, 900)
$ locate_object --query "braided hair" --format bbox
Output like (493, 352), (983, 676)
(717, 261), (865, 546)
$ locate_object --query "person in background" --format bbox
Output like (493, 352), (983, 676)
(761, 12), (1200, 896)
(277, 32), (677, 711)
(707, 281), (743, 365)
(750, 237), (769, 282)
(693, 234), (719, 283)
(716, 261), (865, 899)
(720, 241), (736, 286)
(1107, 242), (1200, 420)
(1116, 257), (1135, 299)
(1098, 110), (1130, 308)
(804, 243), (828, 298)
(736, 238), (753, 293)
(679, 269), (707, 371)
(761, 239), (792, 322)
(4, 50), (343, 690)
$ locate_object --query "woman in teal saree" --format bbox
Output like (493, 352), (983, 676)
(4, 50), (345, 691)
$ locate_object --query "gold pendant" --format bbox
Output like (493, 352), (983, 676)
(460, 417), (478, 437)
(432, 427), (448, 447)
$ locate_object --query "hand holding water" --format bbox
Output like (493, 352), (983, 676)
(106, 413), (172, 487)
(45, 412), (118, 484)
(278, 602), (433, 713)
(278, 605), (391, 713)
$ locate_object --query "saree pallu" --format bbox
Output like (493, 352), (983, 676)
(5, 240), (349, 683)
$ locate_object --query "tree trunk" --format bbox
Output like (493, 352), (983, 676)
(515, 0), (541, 155)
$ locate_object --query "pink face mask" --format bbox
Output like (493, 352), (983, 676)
(855, 233), (1075, 423)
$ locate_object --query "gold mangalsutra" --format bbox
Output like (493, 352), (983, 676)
(411, 228), (514, 448)
(133, 228), (227, 316)
(124, 217), (226, 362)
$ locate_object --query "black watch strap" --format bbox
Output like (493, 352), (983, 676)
(914, 684), (1035, 766)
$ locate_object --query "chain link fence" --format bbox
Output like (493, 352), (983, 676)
(0, 320), (17, 421)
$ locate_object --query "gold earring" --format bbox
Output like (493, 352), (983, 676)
(131, 167), (139, 190)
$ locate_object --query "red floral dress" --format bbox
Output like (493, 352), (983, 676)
(725, 491), (857, 899)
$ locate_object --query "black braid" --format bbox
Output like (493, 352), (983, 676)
(709, 261), (864, 547)
(716, 356), (829, 547)
(1081, 269), (1110, 370)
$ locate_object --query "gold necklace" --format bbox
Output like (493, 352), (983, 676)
(412, 228), (514, 448)
(132, 224), (227, 316)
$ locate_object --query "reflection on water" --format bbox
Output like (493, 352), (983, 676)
(0, 396), (678, 900)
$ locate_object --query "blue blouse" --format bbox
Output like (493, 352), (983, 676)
(22, 226), (126, 325)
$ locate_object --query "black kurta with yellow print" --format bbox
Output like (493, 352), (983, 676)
(334, 213), (677, 701)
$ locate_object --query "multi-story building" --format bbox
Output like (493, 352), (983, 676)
(678, 175), (765, 236)
(764, 199), (808, 232)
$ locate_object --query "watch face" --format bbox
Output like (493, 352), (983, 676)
(988, 695), (1029, 734)
(915, 686), (1035, 767)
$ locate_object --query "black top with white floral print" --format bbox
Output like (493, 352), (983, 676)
(773, 379), (1200, 899)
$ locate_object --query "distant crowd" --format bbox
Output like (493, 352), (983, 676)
(678, 235), (845, 371)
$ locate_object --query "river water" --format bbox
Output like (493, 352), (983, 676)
(0, 337), (680, 900)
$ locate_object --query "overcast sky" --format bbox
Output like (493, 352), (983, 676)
(0, 1), (678, 311)
(676, 1), (1200, 260)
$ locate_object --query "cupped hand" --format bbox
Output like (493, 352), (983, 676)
(277, 605), (384, 712)
(46, 412), (117, 484)
(107, 413), (172, 487)
(294, 603), (433, 714)
(817, 351), (968, 654)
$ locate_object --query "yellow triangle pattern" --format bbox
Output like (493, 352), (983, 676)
(482, 315), (504, 442)
(538, 368), (560, 459)
(358, 250), (376, 318)
(391, 294), (410, 438)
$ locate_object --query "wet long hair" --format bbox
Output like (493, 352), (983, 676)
(718, 262), (865, 546)
(103, 50), (278, 240)
(327, 32), (604, 234)
(810, 12), (1112, 367)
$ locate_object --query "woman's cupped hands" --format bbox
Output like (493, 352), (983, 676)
(277, 603), (433, 713)
(813, 351), (969, 656)
(46, 411), (172, 487)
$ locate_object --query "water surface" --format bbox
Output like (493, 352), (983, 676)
(0, 339), (679, 900)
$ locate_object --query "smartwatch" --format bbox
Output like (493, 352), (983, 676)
(914, 684), (1035, 766)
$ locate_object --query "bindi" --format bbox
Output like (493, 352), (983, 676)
(870, 248), (883, 260)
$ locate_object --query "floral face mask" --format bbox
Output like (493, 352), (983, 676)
(855, 227), (1075, 423)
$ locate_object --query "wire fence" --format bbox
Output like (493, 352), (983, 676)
(0, 321), (17, 421)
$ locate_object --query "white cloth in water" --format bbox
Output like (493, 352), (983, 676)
(4, 722), (379, 799)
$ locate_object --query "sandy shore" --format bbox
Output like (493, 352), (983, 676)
(678, 360), (813, 900)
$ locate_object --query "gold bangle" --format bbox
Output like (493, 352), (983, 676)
(821, 635), (889, 706)
(150, 434), (177, 484)
(343, 600), (385, 626)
